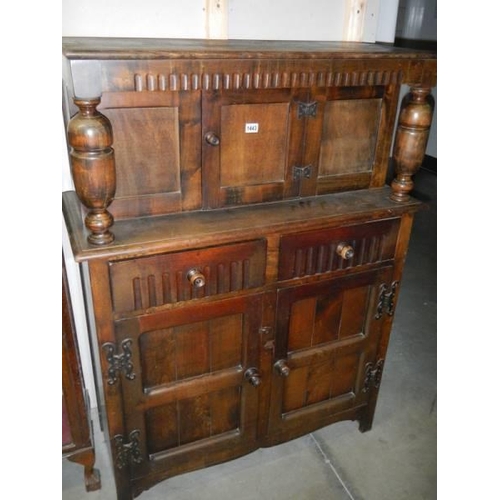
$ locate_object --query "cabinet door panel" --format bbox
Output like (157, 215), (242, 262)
(302, 85), (399, 194)
(318, 98), (381, 177)
(113, 295), (262, 480)
(268, 267), (393, 440)
(220, 103), (289, 187)
(99, 90), (201, 219)
(202, 89), (307, 208)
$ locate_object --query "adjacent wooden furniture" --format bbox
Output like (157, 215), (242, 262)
(62, 38), (436, 500)
(62, 256), (101, 491)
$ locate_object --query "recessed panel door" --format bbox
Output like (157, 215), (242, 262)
(99, 90), (201, 219)
(202, 89), (308, 208)
(301, 85), (399, 195)
(111, 294), (263, 481)
(268, 266), (394, 442)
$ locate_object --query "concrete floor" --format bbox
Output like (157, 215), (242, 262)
(62, 169), (437, 500)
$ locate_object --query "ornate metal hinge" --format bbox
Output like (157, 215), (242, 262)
(102, 338), (136, 385)
(113, 430), (143, 469)
(293, 165), (312, 180)
(375, 281), (399, 319)
(362, 359), (384, 392)
(298, 101), (318, 118)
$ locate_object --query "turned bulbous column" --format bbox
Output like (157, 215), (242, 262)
(67, 98), (116, 245)
(391, 87), (435, 202)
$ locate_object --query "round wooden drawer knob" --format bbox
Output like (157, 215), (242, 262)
(186, 269), (206, 288)
(336, 242), (354, 260)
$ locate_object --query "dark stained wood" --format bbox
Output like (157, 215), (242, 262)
(62, 37), (436, 500)
(278, 218), (400, 280)
(63, 187), (419, 263)
(67, 98), (116, 245)
(391, 86), (435, 202)
(114, 295), (263, 484)
(62, 257), (101, 491)
(202, 88), (307, 208)
(267, 266), (393, 443)
(98, 90), (202, 218)
(108, 239), (266, 313)
(62, 37), (437, 61)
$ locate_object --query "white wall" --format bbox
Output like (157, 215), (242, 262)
(227, 0), (346, 41)
(62, 0), (404, 409)
(62, 0), (392, 41)
(62, 0), (206, 38)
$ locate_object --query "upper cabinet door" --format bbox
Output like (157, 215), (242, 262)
(99, 90), (202, 219)
(202, 89), (308, 209)
(302, 85), (400, 196)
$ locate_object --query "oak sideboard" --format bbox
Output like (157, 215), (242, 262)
(62, 37), (436, 500)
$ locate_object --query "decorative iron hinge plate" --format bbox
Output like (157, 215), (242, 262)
(362, 359), (384, 392)
(113, 430), (143, 469)
(293, 165), (312, 180)
(102, 338), (136, 385)
(375, 281), (399, 319)
(298, 101), (318, 118)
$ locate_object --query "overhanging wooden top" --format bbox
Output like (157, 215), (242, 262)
(62, 37), (436, 61)
(63, 187), (423, 263)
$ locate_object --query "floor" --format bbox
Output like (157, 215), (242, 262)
(62, 168), (437, 500)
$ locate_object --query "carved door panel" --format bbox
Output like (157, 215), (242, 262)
(98, 90), (201, 219)
(110, 294), (263, 480)
(202, 89), (309, 208)
(268, 266), (395, 442)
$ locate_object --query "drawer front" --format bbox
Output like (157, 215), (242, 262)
(278, 218), (400, 281)
(109, 240), (266, 314)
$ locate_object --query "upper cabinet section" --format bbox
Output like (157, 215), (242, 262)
(62, 38), (436, 225)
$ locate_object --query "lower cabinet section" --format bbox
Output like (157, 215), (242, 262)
(74, 199), (418, 500)
(91, 255), (402, 499)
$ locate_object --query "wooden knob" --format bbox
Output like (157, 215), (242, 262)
(204, 132), (220, 146)
(244, 368), (261, 387)
(336, 242), (354, 260)
(274, 360), (290, 377)
(186, 269), (206, 288)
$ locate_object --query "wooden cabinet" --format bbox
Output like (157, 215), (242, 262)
(62, 38), (436, 500)
(62, 257), (101, 491)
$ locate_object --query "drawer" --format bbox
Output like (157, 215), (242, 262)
(278, 218), (400, 280)
(109, 240), (266, 314)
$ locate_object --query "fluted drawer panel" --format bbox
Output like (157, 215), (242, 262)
(109, 240), (266, 313)
(278, 219), (399, 280)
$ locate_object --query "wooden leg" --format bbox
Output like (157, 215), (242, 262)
(358, 406), (375, 433)
(67, 447), (102, 491)
(84, 462), (102, 492)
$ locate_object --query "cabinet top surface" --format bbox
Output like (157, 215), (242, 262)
(63, 187), (423, 263)
(62, 37), (436, 61)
